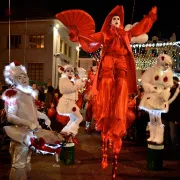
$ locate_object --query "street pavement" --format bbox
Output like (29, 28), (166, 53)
(0, 126), (180, 180)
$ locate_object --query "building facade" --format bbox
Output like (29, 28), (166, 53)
(0, 19), (79, 88)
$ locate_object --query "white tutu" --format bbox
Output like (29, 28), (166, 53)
(139, 92), (169, 113)
(57, 97), (79, 115)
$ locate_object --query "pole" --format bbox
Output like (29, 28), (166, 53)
(131, 0), (136, 24)
(24, 18), (27, 65)
(8, 0), (11, 63)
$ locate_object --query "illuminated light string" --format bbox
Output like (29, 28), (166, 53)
(88, 41), (180, 70)
(133, 42), (180, 70)
(131, 41), (180, 48)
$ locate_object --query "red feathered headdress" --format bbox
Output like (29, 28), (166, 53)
(101, 5), (124, 32)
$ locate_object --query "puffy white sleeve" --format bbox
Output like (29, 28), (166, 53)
(141, 67), (156, 93)
(59, 78), (77, 94)
(5, 99), (38, 130)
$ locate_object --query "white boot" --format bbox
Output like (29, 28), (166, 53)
(85, 121), (90, 130)
(61, 120), (73, 134)
(152, 125), (164, 144)
(68, 121), (79, 136)
(147, 123), (156, 142)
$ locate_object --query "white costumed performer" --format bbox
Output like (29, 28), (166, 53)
(2, 61), (63, 180)
(139, 54), (174, 144)
(57, 65), (85, 136)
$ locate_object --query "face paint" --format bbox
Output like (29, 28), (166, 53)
(65, 68), (74, 78)
(111, 16), (120, 28)
(158, 55), (172, 71)
(14, 73), (29, 87)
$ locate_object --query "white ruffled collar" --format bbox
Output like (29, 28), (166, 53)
(16, 84), (38, 99)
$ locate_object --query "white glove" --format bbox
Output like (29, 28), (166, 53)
(37, 111), (51, 127)
(45, 118), (51, 127)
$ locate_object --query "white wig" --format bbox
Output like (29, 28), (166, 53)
(4, 61), (27, 85)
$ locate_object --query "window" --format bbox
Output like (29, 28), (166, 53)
(60, 39), (63, 53)
(28, 35), (44, 48)
(68, 46), (72, 58)
(27, 63), (43, 81)
(7, 35), (21, 48)
(64, 43), (68, 55)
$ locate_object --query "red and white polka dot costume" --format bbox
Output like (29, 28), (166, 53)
(139, 54), (174, 144)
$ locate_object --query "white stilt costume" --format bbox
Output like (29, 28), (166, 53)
(139, 54), (174, 144)
(2, 61), (64, 180)
(57, 65), (85, 136)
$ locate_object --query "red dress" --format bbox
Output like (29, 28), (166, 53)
(56, 5), (157, 178)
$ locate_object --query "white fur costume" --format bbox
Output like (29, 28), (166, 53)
(2, 62), (62, 180)
(139, 54), (174, 144)
(57, 65), (85, 136)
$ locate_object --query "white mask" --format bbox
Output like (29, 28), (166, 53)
(111, 16), (120, 28)
(14, 73), (29, 87)
(157, 54), (172, 71)
(65, 68), (74, 78)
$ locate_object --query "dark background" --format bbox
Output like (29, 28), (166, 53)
(0, 0), (179, 40)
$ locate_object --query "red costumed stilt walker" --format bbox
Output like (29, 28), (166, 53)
(56, 5), (157, 179)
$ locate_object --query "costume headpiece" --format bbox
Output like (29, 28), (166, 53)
(101, 5), (124, 32)
(4, 61), (27, 85)
(58, 64), (74, 73)
(157, 54), (172, 67)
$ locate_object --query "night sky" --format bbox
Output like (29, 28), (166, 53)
(0, 0), (179, 40)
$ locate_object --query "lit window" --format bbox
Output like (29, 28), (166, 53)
(28, 35), (44, 48)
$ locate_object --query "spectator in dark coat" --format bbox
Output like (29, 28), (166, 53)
(162, 76), (180, 158)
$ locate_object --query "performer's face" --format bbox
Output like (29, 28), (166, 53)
(15, 73), (29, 86)
(111, 16), (120, 28)
(65, 68), (74, 78)
(160, 59), (172, 71)
(162, 61), (172, 71)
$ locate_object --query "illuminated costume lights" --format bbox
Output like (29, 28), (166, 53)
(56, 5), (157, 179)
(2, 61), (63, 180)
(57, 65), (85, 136)
(139, 54), (174, 144)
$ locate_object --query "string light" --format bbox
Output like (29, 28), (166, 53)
(87, 41), (180, 71)
(132, 41), (180, 70)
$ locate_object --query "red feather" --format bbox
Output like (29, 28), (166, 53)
(14, 60), (21, 66)
(5, 89), (17, 98)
